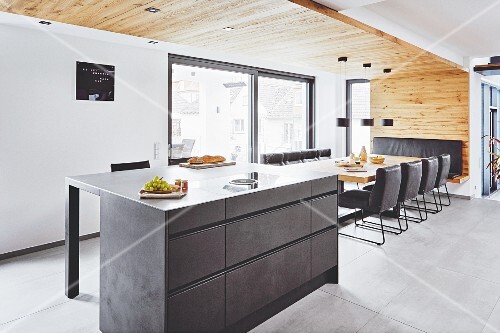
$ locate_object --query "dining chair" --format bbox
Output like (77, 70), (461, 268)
(301, 149), (319, 162)
(110, 160), (151, 172)
(435, 154), (452, 209)
(318, 148), (332, 160)
(283, 151), (303, 165)
(260, 153), (285, 166)
(398, 161), (423, 228)
(404, 157), (439, 221)
(339, 165), (402, 245)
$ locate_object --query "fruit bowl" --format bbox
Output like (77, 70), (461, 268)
(369, 156), (385, 164)
(141, 176), (181, 194)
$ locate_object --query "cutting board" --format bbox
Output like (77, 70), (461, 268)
(179, 161), (236, 169)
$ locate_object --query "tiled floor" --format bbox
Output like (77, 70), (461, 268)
(1, 198), (500, 332)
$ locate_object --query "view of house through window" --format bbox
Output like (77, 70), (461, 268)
(258, 77), (307, 154)
(348, 80), (371, 155)
(171, 64), (251, 162)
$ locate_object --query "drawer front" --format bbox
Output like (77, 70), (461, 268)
(169, 227), (225, 290)
(168, 276), (225, 333)
(168, 199), (225, 235)
(226, 240), (311, 326)
(311, 176), (338, 196)
(312, 229), (338, 278)
(311, 195), (338, 233)
(226, 202), (311, 266)
(226, 182), (311, 219)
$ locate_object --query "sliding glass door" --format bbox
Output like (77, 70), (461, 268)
(171, 63), (252, 162)
(258, 76), (308, 154)
(169, 55), (315, 163)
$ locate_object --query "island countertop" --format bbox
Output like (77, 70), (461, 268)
(66, 162), (337, 212)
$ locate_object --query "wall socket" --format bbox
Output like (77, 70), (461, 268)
(154, 142), (160, 160)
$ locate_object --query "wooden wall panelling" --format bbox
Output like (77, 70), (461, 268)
(371, 69), (470, 176)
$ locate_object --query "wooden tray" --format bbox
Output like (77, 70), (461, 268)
(139, 190), (186, 199)
(179, 161), (236, 169)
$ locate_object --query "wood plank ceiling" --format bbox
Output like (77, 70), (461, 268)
(0, 0), (468, 79)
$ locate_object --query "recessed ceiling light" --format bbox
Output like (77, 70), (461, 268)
(39, 21), (52, 25)
(338, 56), (348, 62)
(222, 27), (235, 31)
(148, 41), (158, 44)
(145, 7), (160, 13)
(383, 68), (392, 73)
(363, 63), (372, 68)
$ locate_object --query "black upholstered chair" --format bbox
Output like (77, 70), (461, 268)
(260, 153), (285, 166)
(339, 165), (402, 245)
(405, 157), (439, 221)
(283, 151), (303, 165)
(435, 154), (452, 209)
(319, 148), (332, 160)
(110, 160), (150, 172)
(301, 149), (319, 162)
(398, 161), (423, 228)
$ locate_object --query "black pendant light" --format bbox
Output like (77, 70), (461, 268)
(360, 118), (374, 126)
(337, 118), (351, 127)
(381, 119), (394, 126)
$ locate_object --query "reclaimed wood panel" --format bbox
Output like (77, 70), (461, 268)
(371, 69), (470, 176)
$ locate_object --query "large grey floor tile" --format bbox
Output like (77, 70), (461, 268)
(321, 249), (424, 312)
(357, 314), (426, 333)
(338, 237), (375, 267)
(482, 298), (500, 333)
(250, 290), (376, 333)
(380, 267), (500, 333)
(0, 294), (99, 333)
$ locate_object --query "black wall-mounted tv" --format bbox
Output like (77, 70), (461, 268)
(76, 61), (115, 101)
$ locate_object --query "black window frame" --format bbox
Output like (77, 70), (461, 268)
(168, 54), (315, 163)
(346, 79), (370, 155)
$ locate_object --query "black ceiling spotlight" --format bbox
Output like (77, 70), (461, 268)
(381, 119), (394, 126)
(39, 21), (52, 25)
(336, 118), (351, 127)
(145, 7), (160, 13)
(360, 118), (374, 126)
(338, 56), (348, 62)
(363, 63), (372, 68)
(383, 68), (392, 73)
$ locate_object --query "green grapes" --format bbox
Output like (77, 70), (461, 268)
(144, 176), (172, 192)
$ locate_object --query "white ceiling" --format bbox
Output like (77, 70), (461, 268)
(322, 0), (500, 58)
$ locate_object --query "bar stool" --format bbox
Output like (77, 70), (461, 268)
(260, 153), (285, 166)
(319, 148), (332, 160)
(301, 149), (319, 162)
(111, 160), (150, 172)
(283, 151), (303, 165)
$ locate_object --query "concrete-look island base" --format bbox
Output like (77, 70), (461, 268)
(65, 163), (338, 332)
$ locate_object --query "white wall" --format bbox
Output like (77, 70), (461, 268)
(0, 25), (169, 254)
(0, 22), (340, 255)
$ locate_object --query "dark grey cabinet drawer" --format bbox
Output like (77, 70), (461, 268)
(168, 276), (225, 333)
(226, 240), (311, 326)
(226, 202), (311, 266)
(311, 176), (338, 196)
(169, 227), (225, 290)
(226, 182), (311, 219)
(312, 229), (338, 278)
(311, 195), (338, 233)
(168, 199), (225, 235)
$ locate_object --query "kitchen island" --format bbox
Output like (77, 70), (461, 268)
(65, 162), (338, 332)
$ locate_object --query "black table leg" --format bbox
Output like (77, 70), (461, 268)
(65, 184), (79, 299)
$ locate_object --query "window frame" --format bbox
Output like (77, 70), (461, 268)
(168, 54), (315, 163)
(346, 79), (370, 155)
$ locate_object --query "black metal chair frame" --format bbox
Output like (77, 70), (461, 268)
(437, 184), (452, 207)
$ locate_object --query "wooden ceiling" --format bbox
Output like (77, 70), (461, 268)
(0, 0), (468, 78)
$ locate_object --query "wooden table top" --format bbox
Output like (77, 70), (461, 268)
(288, 155), (421, 184)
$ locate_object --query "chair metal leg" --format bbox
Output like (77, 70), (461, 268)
(360, 211), (403, 235)
(402, 198), (426, 223)
(438, 184), (452, 207)
(339, 212), (386, 245)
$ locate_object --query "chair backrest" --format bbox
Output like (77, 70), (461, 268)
(111, 160), (150, 172)
(301, 149), (319, 162)
(435, 154), (451, 188)
(284, 151), (303, 165)
(319, 148), (332, 160)
(368, 165), (401, 213)
(419, 157), (439, 194)
(260, 153), (285, 166)
(399, 161), (422, 202)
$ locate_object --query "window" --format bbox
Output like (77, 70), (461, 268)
(169, 55), (314, 162)
(347, 79), (371, 155)
(233, 119), (245, 133)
